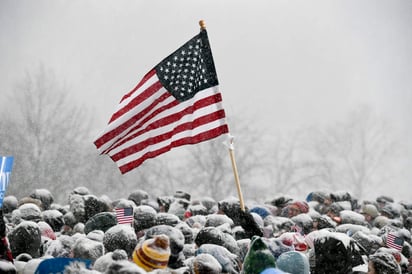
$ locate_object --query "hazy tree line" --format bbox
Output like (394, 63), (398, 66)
(0, 67), (403, 204)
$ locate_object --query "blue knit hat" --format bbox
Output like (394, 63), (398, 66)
(260, 268), (288, 274)
(276, 251), (310, 274)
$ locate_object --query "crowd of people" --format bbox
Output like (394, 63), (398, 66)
(0, 186), (410, 274)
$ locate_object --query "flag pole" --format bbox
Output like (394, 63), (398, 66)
(198, 20), (245, 211)
(227, 136), (246, 211)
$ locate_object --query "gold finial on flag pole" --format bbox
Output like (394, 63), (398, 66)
(199, 20), (206, 30)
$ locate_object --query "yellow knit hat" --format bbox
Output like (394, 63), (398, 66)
(132, 234), (171, 271)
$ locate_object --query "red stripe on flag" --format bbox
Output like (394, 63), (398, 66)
(111, 109), (227, 161)
(115, 208), (134, 225)
(118, 124), (229, 174)
(119, 69), (157, 104)
(94, 29), (229, 174)
(95, 79), (164, 149)
(107, 93), (224, 156)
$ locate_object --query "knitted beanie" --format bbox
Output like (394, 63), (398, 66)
(243, 236), (276, 274)
(132, 234), (171, 271)
(276, 251), (310, 274)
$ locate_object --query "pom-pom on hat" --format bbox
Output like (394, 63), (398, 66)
(132, 234), (171, 271)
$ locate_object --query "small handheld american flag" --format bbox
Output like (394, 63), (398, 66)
(386, 231), (404, 252)
(115, 207), (134, 225)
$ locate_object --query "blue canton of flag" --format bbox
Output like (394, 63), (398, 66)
(0, 156), (14, 208)
(115, 207), (134, 225)
(386, 231), (404, 252)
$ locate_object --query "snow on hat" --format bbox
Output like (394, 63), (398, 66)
(306, 191), (330, 203)
(195, 226), (240, 256)
(242, 236), (276, 274)
(376, 195), (394, 204)
(132, 234), (171, 271)
(276, 251), (310, 274)
(87, 230), (105, 242)
(190, 253), (222, 274)
(250, 206), (271, 220)
(8, 220), (42, 258)
(174, 190), (191, 202)
(14, 203), (42, 223)
(291, 213), (313, 235)
(313, 231), (363, 274)
(289, 201), (309, 214)
(187, 204), (208, 216)
(199, 197), (217, 214)
(369, 251), (402, 273)
(93, 249), (128, 272)
(103, 224), (138, 258)
(144, 224), (185, 268)
(128, 190), (149, 206)
(41, 209), (64, 232)
(29, 189), (54, 210)
(195, 243), (241, 274)
(72, 237), (104, 262)
(155, 212), (180, 227)
(106, 259), (147, 274)
(260, 268), (288, 274)
(339, 210), (367, 226)
(44, 235), (74, 258)
(175, 222), (194, 244)
(381, 203), (401, 219)
(330, 191), (352, 202)
(277, 232), (307, 252)
(71, 186), (90, 196)
(269, 195), (293, 208)
(351, 230), (383, 254)
(205, 214), (234, 228)
(84, 212), (117, 234)
(38, 221), (56, 240)
(83, 194), (107, 221)
(134, 205), (157, 232)
(373, 216), (390, 229)
(316, 215), (337, 230)
(360, 204), (379, 218)
(2, 196), (18, 214)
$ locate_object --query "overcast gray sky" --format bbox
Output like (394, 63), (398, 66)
(1, 0), (411, 200)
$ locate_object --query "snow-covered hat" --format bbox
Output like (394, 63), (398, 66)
(103, 224), (138, 258)
(369, 251), (402, 273)
(190, 253), (222, 274)
(276, 251), (310, 274)
(8, 221), (42, 258)
(132, 234), (171, 271)
(360, 204), (379, 218)
(128, 190), (149, 206)
(242, 236), (276, 274)
(29, 189), (54, 210)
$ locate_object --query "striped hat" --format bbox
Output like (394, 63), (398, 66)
(132, 234), (171, 271)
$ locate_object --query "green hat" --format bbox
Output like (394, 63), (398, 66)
(242, 236), (276, 274)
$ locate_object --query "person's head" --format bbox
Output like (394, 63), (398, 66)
(326, 202), (343, 221)
(287, 201), (309, 218)
(360, 204), (379, 223)
(132, 234), (171, 271)
(367, 252), (401, 274)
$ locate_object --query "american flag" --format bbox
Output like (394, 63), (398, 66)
(386, 231), (404, 251)
(115, 207), (134, 225)
(94, 28), (229, 174)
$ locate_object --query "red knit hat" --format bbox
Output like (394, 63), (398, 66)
(290, 201), (309, 214)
